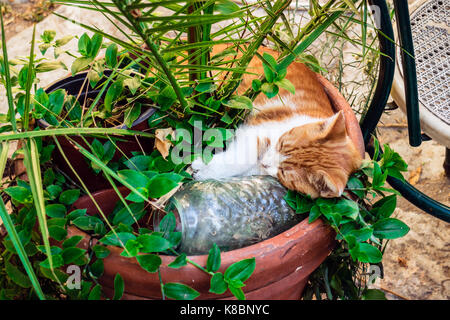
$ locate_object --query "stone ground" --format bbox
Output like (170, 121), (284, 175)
(372, 108), (449, 300)
(0, 1), (449, 300)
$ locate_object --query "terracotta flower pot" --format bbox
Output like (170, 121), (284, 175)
(65, 74), (365, 300)
(38, 71), (155, 192)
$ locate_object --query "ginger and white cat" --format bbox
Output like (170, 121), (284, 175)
(191, 46), (362, 199)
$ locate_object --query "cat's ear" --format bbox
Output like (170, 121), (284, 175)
(322, 111), (347, 139)
(310, 169), (345, 198)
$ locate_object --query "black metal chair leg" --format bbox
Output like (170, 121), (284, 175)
(360, 0), (396, 146)
(360, 0), (450, 222)
(393, 0), (422, 147)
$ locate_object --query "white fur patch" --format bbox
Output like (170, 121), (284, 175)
(192, 99), (332, 180)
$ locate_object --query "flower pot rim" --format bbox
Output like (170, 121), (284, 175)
(69, 191), (333, 264)
(315, 73), (365, 158)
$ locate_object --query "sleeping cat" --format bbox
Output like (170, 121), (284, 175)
(191, 47), (362, 199)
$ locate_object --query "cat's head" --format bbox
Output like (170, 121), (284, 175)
(275, 111), (362, 199)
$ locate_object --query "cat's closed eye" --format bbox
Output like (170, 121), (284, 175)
(276, 112), (362, 198)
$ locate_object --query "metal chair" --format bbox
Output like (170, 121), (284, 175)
(360, 0), (450, 222)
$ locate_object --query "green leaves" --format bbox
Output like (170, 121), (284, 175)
(35, 61), (67, 73)
(136, 254), (162, 273)
(349, 242), (382, 264)
(380, 144), (408, 180)
(215, 0), (240, 14)
(209, 273), (228, 294)
(71, 57), (94, 75)
(99, 232), (136, 247)
(48, 226), (68, 241)
(40, 30), (56, 44)
(284, 137), (409, 267)
(163, 283), (200, 300)
(124, 102), (141, 128)
(262, 52), (277, 82)
(221, 258), (256, 300)
(224, 258), (256, 284)
(59, 189), (80, 206)
(206, 243), (221, 273)
(118, 170), (183, 202)
(90, 139), (116, 174)
(371, 195), (397, 219)
(168, 253), (187, 269)
(205, 248), (256, 300)
(112, 203), (145, 226)
(372, 162), (387, 189)
(78, 33), (91, 56)
(260, 83), (279, 99)
(195, 82), (217, 93)
(5, 261), (32, 288)
(18, 65), (36, 90)
(113, 274), (124, 300)
(156, 86), (177, 111)
(72, 32), (103, 75)
(346, 176), (365, 199)
(72, 215), (103, 232)
(92, 245), (110, 259)
(334, 199), (359, 220)
(222, 95), (253, 110)
(88, 284), (102, 300)
(275, 78), (295, 94)
(362, 289), (387, 300)
(373, 218), (409, 239)
(105, 43), (118, 69)
(308, 205), (321, 223)
(256, 52), (294, 99)
(104, 80), (124, 113)
(61, 247), (86, 264)
(80, 32), (103, 58)
(40, 254), (64, 269)
(147, 174), (181, 198)
(137, 234), (172, 253)
(4, 186), (32, 204)
(62, 236), (83, 249)
(45, 204), (66, 218)
(158, 212), (177, 234)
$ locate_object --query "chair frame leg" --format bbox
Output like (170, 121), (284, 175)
(361, 0), (450, 222)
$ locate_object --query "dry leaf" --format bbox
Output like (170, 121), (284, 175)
(155, 128), (174, 159)
(408, 166), (422, 185)
(397, 257), (408, 268)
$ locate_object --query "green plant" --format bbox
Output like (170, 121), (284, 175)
(0, 0), (404, 301)
(287, 137), (410, 300)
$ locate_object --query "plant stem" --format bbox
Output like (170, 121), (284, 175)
(0, 6), (17, 133)
(0, 128), (154, 142)
(169, 248), (213, 276)
(158, 268), (166, 300)
(23, 25), (36, 131)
